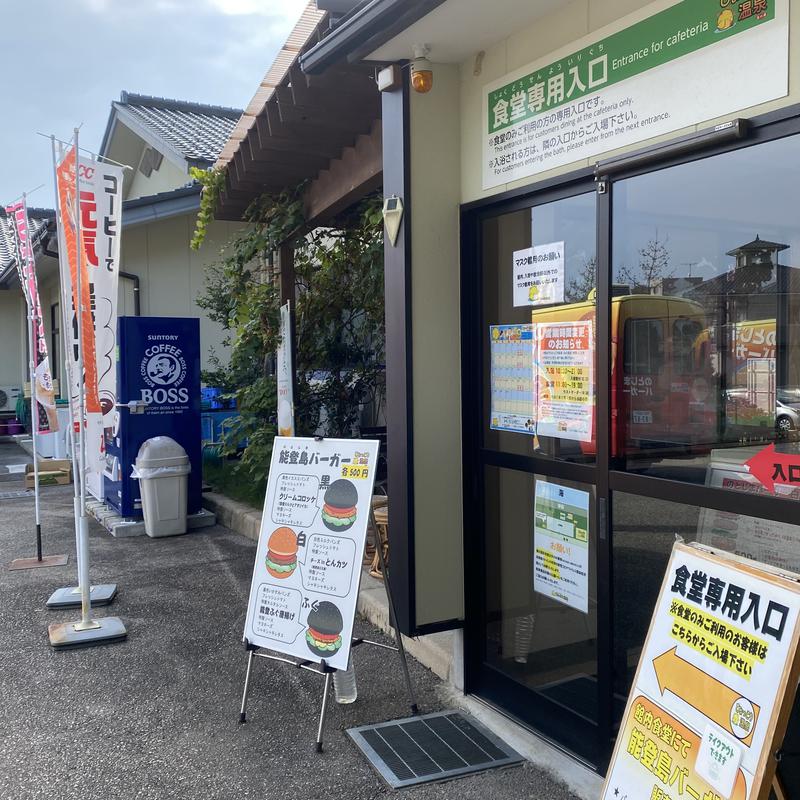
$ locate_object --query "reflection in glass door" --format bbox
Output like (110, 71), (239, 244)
(466, 188), (605, 765)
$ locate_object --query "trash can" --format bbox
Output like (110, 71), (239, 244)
(132, 437), (191, 537)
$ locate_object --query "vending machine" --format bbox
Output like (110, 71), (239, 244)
(104, 316), (202, 517)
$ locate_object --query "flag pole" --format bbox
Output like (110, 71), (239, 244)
(24, 194), (43, 562)
(47, 131), (126, 647)
(72, 126), (95, 632)
(6, 194), (67, 571)
(45, 136), (117, 610)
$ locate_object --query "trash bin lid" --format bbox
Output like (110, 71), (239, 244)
(135, 436), (190, 469)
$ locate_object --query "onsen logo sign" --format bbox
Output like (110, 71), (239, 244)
(140, 344), (188, 404)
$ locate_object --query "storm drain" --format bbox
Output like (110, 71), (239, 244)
(347, 711), (523, 789)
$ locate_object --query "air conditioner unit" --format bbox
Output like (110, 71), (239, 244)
(0, 385), (22, 413)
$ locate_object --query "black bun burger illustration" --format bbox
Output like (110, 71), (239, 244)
(321, 479), (358, 531)
(305, 601), (344, 658)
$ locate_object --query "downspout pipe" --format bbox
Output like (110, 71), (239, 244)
(119, 271), (140, 316)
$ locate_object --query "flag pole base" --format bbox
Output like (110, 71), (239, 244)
(48, 616), (127, 649)
(46, 584), (118, 609)
(9, 554), (69, 571)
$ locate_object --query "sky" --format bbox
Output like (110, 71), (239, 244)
(0, 0), (309, 209)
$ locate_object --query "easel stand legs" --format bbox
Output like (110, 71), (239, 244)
(316, 670), (333, 753)
(239, 649), (254, 723)
(236, 505), (420, 751)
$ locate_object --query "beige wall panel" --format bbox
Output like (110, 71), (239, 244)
(505, 0), (588, 76)
(410, 63), (465, 626)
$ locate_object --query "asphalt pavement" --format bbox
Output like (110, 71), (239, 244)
(0, 480), (579, 800)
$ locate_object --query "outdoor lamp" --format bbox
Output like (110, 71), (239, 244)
(410, 45), (433, 94)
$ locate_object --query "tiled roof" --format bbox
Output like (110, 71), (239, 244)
(114, 92), (243, 164)
(0, 208), (53, 276)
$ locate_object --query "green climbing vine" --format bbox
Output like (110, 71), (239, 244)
(189, 166), (226, 250)
(196, 184), (385, 492)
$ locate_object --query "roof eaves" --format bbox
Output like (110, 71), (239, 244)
(299, 0), (447, 73)
(214, 2), (327, 170)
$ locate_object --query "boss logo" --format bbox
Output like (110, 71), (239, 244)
(140, 387), (190, 404)
(139, 342), (188, 405)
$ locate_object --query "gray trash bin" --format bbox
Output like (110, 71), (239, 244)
(132, 436), (191, 538)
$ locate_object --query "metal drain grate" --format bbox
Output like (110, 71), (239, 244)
(347, 711), (523, 788)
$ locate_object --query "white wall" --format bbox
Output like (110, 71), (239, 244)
(0, 291), (25, 388)
(125, 157), (189, 202)
(459, 0), (799, 203)
(121, 214), (240, 372)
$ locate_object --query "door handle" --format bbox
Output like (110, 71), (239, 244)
(115, 400), (149, 415)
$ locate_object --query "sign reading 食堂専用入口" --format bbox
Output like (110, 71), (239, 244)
(244, 437), (379, 672)
(603, 542), (800, 800)
(483, 0), (788, 190)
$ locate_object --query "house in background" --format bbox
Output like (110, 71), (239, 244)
(0, 209), (56, 414)
(1, 91), (246, 411)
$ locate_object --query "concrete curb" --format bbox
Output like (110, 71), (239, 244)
(203, 491), (262, 542)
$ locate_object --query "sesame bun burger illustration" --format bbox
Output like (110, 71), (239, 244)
(265, 527), (298, 579)
(321, 479), (358, 531)
(305, 601), (344, 658)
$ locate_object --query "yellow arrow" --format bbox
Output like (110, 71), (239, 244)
(652, 647), (760, 747)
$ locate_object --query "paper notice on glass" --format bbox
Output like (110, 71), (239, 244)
(534, 319), (593, 442)
(513, 242), (564, 307)
(533, 480), (589, 613)
(489, 324), (535, 435)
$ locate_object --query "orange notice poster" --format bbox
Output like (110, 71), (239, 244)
(55, 146), (100, 414)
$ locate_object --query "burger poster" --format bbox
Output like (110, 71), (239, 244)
(244, 436), (380, 671)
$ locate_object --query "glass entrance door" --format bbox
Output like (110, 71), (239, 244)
(462, 186), (608, 766)
(463, 121), (800, 775)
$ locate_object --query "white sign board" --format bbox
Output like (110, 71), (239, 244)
(533, 480), (589, 613)
(244, 437), (379, 671)
(603, 542), (800, 800)
(277, 301), (295, 436)
(513, 242), (564, 307)
(483, 0), (788, 190)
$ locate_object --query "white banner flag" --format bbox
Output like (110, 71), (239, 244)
(78, 156), (124, 496)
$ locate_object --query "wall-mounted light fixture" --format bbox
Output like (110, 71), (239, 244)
(410, 44), (433, 94)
